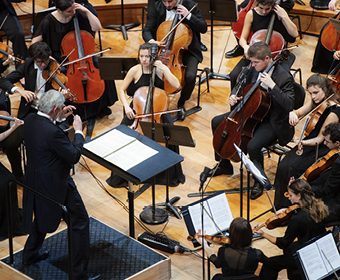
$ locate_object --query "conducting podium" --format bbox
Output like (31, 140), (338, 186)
(82, 125), (183, 237)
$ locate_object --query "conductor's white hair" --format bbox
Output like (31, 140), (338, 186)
(38, 89), (65, 114)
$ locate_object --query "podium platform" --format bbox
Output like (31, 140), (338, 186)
(1, 217), (170, 280)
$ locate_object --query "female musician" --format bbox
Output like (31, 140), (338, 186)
(255, 179), (329, 280)
(273, 74), (340, 209)
(142, 0), (207, 120)
(229, 0), (299, 89)
(0, 116), (25, 241)
(107, 43), (185, 188)
(32, 0), (117, 134)
(197, 217), (268, 279)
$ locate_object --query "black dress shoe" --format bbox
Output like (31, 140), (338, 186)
(200, 164), (233, 179)
(23, 250), (49, 265)
(250, 182), (264, 200)
(200, 42), (208, 52)
(225, 45), (244, 58)
(88, 274), (102, 280)
(176, 107), (186, 121)
(106, 175), (128, 188)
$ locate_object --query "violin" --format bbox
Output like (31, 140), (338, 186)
(320, 13), (340, 52)
(0, 42), (24, 64)
(302, 149), (340, 182)
(61, 17), (104, 103)
(187, 233), (230, 245)
(156, 0), (193, 94)
(254, 204), (300, 230)
(42, 59), (76, 101)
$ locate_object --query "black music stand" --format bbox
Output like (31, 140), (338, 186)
(98, 57), (138, 80)
(82, 125), (183, 237)
(140, 121), (195, 219)
(105, 0), (140, 40)
(197, 0), (237, 81)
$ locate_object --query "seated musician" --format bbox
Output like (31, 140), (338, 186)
(142, 0), (207, 121)
(197, 217), (268, 279)
(254, 178), (329, 280)
(106, 43), (185, 188)
(32, 0), (118, 138)
(229, 0), (299, 90)
(201, 42), (295, 199)
(0, 0), (28, 60)
(273, 74), (339, 209)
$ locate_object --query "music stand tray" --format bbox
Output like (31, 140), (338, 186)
(98, 57), (138, 80)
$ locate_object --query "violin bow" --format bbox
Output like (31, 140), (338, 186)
(159, 4), (198, 43)
(299, 93), (335, 121)
(62, 47), (111, 67)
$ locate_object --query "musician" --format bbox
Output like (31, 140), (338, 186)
(22, 90), (99, 280)
(255, 179), (329, 280)
(198, 217), (268, 279)
(142, 0), (207, 121)
(107, 42), (185, 187)
(32, 0), (117, 136)
(201, 42), (295, 199)
(273, 74), (340, 209)
(329, 0), (340, 10)
(229, 0), (298, 89)
(0, 116), (25, 241)
(0, 0), (28, 59)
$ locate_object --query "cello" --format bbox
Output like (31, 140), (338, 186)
(320, 13), (340, 52)
(61, 17), (104, 103)
(156, 0), (193, 94)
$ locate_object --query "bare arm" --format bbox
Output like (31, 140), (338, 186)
(0, 118), (24, 142)
(239, 11), (253, 57)
(154, 60), (181, 90)
(75, 3), (102, 32)
(274, 5), (299, 38)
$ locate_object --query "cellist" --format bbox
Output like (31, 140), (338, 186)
(106, 43), (185, 188)
(142, 0), (207, 121)
(200, 42), (295, 199)
(229, 0), (299, 89)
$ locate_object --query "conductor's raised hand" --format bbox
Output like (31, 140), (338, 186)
(73, 115), (83, 131)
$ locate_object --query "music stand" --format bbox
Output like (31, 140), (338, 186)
(98, 57), (138, 80)
(140, 121), (195, 219)
(105, 0), (140, 40)
(197, 0), (237, 81)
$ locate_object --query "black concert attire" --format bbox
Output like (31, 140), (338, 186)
(22, 112), (90, 278)
(209, 244), (268, 279)
(311, 155), (340, 223)
(34, 11), (118, 121)
(212, 64), (295, 186)
(107, 71), (185, 187)
(0, 0), (28, 59)
(142, 0), (207, 109)
(274, 105), (340, 210)
(259, 208), (327, 280)
(229, 9), (297, 89)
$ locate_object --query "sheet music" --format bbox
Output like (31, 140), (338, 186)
(317, 234), (340, 274)
(84, 129), (158, 171)
(188, 193), (233, 235)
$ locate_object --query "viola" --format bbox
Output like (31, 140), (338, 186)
(61, 17), (104, 103)
(0, 110), (14, 127)
(254, 204), (300, 230)
(212, 61), (276, 162)
(320, 13), (340, 52)
(302, 149), (340, 182)
(0, 42), (24, 64)
(232, 0), (256, 40)
(187, 233), (230, 245)
(156, 0), (193, 94)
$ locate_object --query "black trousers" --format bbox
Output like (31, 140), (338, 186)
(23, 184), (90, 280)
(0, 12), (28, 59)
(177, 53), (199, 108)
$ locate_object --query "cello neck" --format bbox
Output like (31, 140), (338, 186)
(164, 0), (183, 50)
(73, 17), (85, 58)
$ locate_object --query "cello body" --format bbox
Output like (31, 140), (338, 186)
(232, 0), (256, 40)
(320, 13), (340, 52)
(61, 17), (104, 103)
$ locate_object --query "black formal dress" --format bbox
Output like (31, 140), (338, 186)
(0, 0), (28, 59)
(142, 0), (207, 108)
(22, 113), (89, 279)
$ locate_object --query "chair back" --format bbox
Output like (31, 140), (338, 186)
(293, 82), (305, 110)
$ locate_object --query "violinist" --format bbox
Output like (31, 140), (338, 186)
(197, 217), (268, 279)
(273, 74), (340, 209)
(142, 0), (207, 121)
(201, 42), (295, 199)
(0, 0), (28, 60)
(106, 43), (185, 188)
(255, 179), (328, 280)
(229, 0), (298, 89)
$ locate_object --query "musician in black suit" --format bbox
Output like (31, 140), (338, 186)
(142, 0), (207, 120)
(22, 90), (97, 279)
(0, 0), (28, 59)
(201, 42), (295, 199)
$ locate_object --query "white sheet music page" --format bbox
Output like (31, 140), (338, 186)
(317, 233), (340, 274)
(188, 193), (233, 235)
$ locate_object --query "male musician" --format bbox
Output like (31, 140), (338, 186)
(200, 42), (295, 200)
(229, 0), (299, 89)
(142, 0), (207, 121)
(0, 0), (28, 59)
